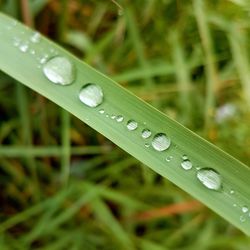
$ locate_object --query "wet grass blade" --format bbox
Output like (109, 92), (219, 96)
(0, 13), (250, 235)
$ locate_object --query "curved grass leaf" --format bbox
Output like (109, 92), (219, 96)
(0, 13), (249, 234)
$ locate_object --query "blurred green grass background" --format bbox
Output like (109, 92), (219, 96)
(0, 0), (250, 249)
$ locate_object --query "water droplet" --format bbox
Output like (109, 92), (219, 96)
(116, 115), (124, 122)
(240, 215), (246, 222)
(127, 120), (138, 131)
(40, 54), (49, 64)
(30, 32), (41, 43)
(30, 49), (35, 55)
(181, 159), (192, 170)
(230, 189), (235, 194)
(196, 168), (222, 191)
(145, 143), (150, 148)
(43, 56), (75, 85)
(105, 114), (109, 118)
(19, 43), (29, 52)
(79, 83), (103, 107)
(182, 155), (188, 160)
(242, 206), (249, 213)
(99, 109), (105, 114)
(152, 133), (171, 152)
(233, 203), (237, 207)
(141, 129), (151, 139)
(166, 156), (173, 162)
(13, 37), (20, 47)
(111, 115), (116, 119)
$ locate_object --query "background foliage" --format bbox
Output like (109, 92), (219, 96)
(0, 0), (250, 249)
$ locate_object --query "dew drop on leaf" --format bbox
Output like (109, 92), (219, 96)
(181, 159), (193, 170)
(19, 43), (29, 52)
(43, 56), (75, 85)
(99, 109), (105, 114)
(30, 32), (41, 43)
(166, 156), (173, 162)
(196, 168), (222, 191)
(141, 129), (151, 139)
(116, 115), (124, 122)
(152, 133), (171, 152)
(79, 83), (104, 107)
(242, 206), (249, 213)
(127, 120), (138, 131)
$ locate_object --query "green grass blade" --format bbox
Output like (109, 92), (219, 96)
(0, 13), (250, 235)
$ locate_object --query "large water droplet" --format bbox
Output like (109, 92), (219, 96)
(196, 168), (222, 191)
(242, 206), (249, 213)
(152, 133), (171, 152)
(43, 56), (75, 85)
(79, 83), (103, 107)
(141, 129), (151, 139)
(181, 159), (192, 170)
(127, 120), (138, 131)
(30, 32), (41, 43)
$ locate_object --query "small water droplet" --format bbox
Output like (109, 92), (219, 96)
(152, 133), (171, 152)
(182, 155), (188, 160)
(166, 156), (173, 162)
(30, 32), (41, 43)
(230, 189), (235, 194)
(105, 114), (109, 118)
(240, 215), (246, 222)
(30, 49), (35, 55)
(141, 129), (151, 139)
(79, 83), (103, 107)
(233, 203), (237, 207)
(181, 159), (192, 170)
(40, 54), (49, 64)
(196, 168), (222, 191)
(19, 43), (29, 52)
(13, 37), (20, 47)
(111, 115), (116, 119)
(99, 109), (105, 114)
(242, 206), (249, 213)
(43, 56), (75, 85)
(116, 115), (124, 122)
(145, 143), (150, 148)
(127, 120), (138, 131)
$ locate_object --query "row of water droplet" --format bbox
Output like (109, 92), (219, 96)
(8, 20), (249, 224)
